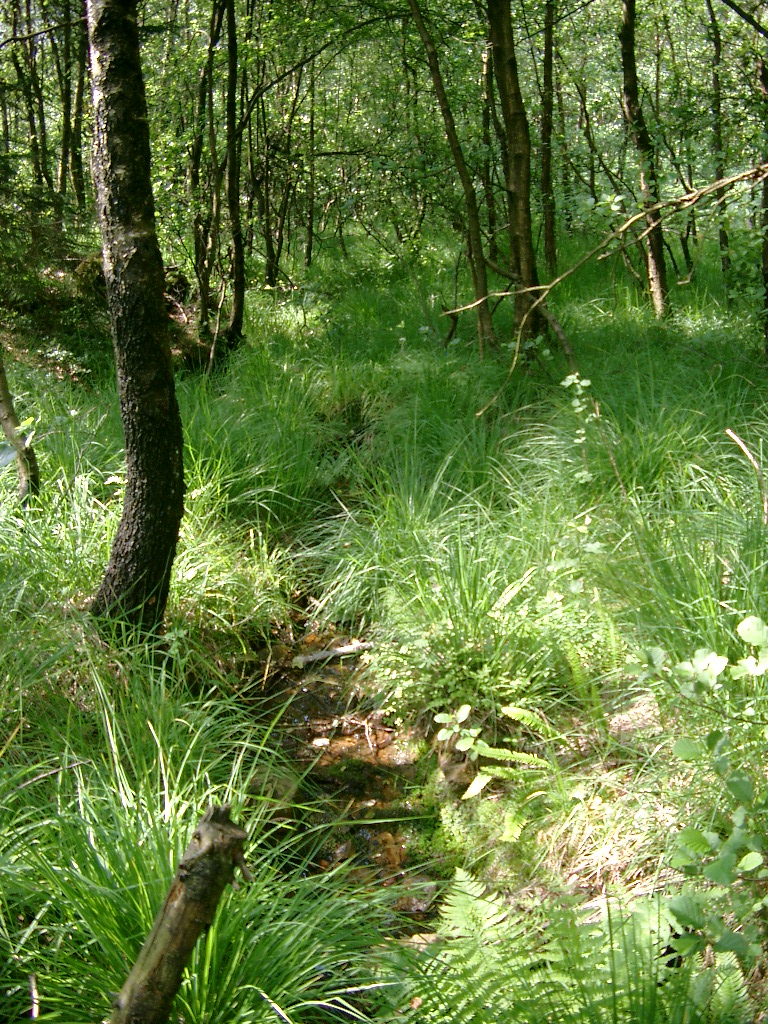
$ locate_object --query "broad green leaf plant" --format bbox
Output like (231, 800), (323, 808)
(633, 615), (768, 968)
(434, 704), (551, 800)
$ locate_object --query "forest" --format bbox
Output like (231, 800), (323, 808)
(4, 0), (768, 1020)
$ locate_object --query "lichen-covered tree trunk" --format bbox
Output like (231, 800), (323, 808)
(87, 0), (185, 633)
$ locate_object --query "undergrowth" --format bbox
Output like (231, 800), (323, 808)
(3, 233), (768, 1019)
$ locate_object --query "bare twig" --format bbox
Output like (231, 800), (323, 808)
(0, 17), (85, 49)
(471, 163), (768, 416)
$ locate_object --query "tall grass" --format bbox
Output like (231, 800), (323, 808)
(4, 232), (768, 1021)
(0, 648), (402, 1022)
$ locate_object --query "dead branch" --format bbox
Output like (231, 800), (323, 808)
(471, 162), (768, 415)
(292, 640), (373, 668)
(110, 805), (252, 1024)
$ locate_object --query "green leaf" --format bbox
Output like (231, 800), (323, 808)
(733, 806), (748, 828)
(737, 615), (768, 647)
(433, 713), (453, 724)
(712, 928), (749, 957)
(436, 727), (453, 742)
(455, 704), (472, 723)
(675, 650), (728, 686)
(499, 705), (551, 734)
(738, 851), (763, 872)
(726, 771), (755, 805)
(672, 933), (705, 957)
(461, 774), (492, 799)
(455, 734), (475, 752)
(676, 827), (715, 856)
(0, 444), (16, 468)
(673, 737), (704, 761)
(669, 895), (707, 930)
(703, 853), (738, 886)
(705, 730), (729, 755)
(644, 646), (667, 670)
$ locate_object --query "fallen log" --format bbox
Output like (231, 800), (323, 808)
(110, 804), (252, 1024)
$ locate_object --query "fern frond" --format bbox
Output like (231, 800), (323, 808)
(438, 868), (509, 940)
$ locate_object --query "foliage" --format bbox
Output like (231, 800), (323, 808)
(387, 868), (755, 1023)
(0, 662), (402, 1022)
(434, 704), (551, 799)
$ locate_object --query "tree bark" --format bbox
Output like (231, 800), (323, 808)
(188, 0), (225, 332)
(110, 805), (251, 1024)
(223, 0), (246, 345)
(541, 0), (557, 275)
(759, 58), (768, 356)
(620, 0), (668, 317)
(87, 0), (185, 634)
(0, 348), (39, 504)
(481, 47), (499, 264)
(304, 59), (316, 267)
(487, 0), (541, 333)
(70, 6), (88, 213)
(407, 0), (497, 355)
(705, 0), (730, 281)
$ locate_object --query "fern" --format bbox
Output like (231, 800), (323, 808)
(393, 871), (756, 1024)
(437, 868), (509, 941)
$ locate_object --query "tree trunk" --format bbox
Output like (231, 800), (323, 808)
(481, 48), (499, 264)
(555, 72), (573, 232)
(223, 0), (246, 345)
(0, 348), (39, 504)
(759, 58), (768, 356)
(87, 0), (185, 635)
(540, 0), (557, 275)
(305, 60), (316, 267)
(70, 7), (88, 213)
(407, 0), (496, 355)
(620, 0), (667, 317)
(705, 0), (730, 282)
(487, 0), (541, 333)
(188, 1), (225, 332)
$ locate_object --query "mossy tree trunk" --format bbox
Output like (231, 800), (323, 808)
(87, 0), (185, 634)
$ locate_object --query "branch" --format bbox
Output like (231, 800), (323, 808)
(110, 805), (252, 1024)
(471, 162), (768, 415)
(717, 0), (768, 39)
(0, 17), (85, 50)
(292, 640), (373, 668)
(455, 163), (768, 320)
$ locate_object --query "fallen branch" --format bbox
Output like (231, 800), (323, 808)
(110, 805), (252, 1024)
(292, 640), (373, 668)
(472, 162), (768, 416)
